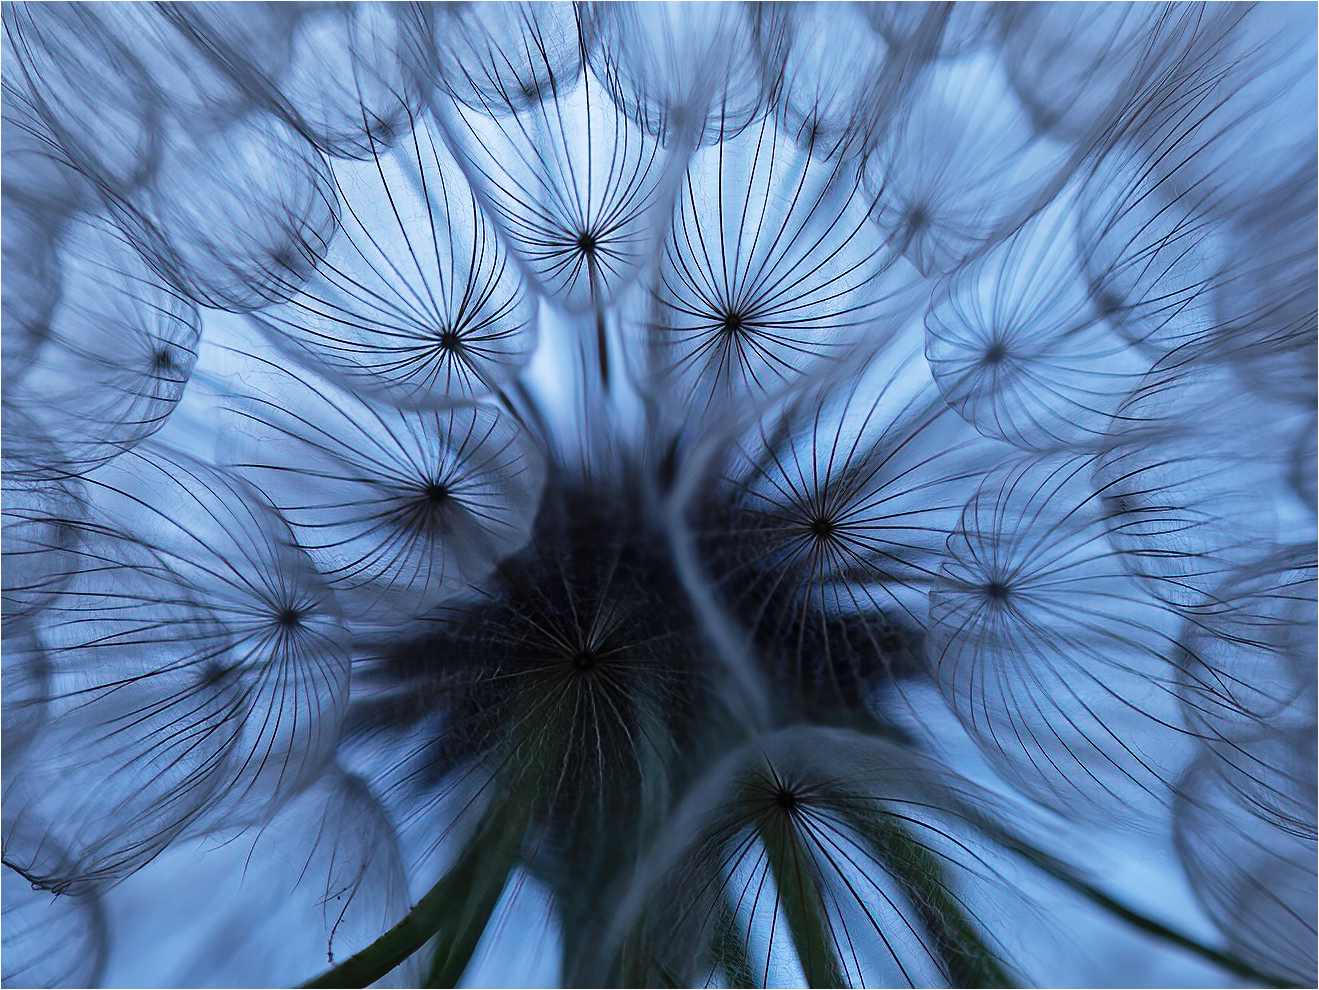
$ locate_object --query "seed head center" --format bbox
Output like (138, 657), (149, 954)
(808, 515), (836, 539)
(275, 606), (303, 628)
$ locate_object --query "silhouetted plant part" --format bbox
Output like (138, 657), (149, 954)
(1175, 545), (1317, 792)
(297, 770), (536, 990)
(1145, 2), (1318, 217)
(862, 2), (997, 63)
(0, 441), (359, 892)
(0, 619), (52, 764)
(0, 4), (1314, 989)
(0, 469), (84, 623)
(1094, 352), (1311, 610)
(251, 109), (536, 409)
(1173, 558), (1318, 986)
(1290, 414), (1319, 514)
(88, 2), (293, 137)
(1075, 146), (1229, 354)
(1, 530), (241, 891)
(149, 1), (304, 129)
(759, 0), (996, 167)
(2, 1), (162, 195)
(998, 3), (1243, 152)
(1, 77), (95, 216)
(280, 3), (421, 161)
(686, 349), (1001, 719)
(0, 822), (108, 989)
(100, 768), (413, 989)
(81, 445), (354, 833)
(864, 48), (1074, 277)
(406, 1), (582, 117)
(1174, 743), (1317, 987)
(327, 473), (717, 985)
(0, 200), (62, 388)
(1211, 173), (1319, 407)
(601, 728), (1015, 989)
(433, 30), (675, 329)
(751, 3), (903, 159)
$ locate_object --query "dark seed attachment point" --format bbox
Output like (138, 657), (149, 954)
(808, 516), (836, 539)
(275, 607), (303, 628)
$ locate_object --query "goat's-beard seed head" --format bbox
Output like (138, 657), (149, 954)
(347, 449), (932, 945)
(351, 466), (722, 896)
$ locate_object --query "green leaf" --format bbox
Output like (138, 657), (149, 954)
(835, 805), (1013, 988)
(758, 810), (847, 989)
(709, 887), (759, 989)
(968, 813), (1295, 989)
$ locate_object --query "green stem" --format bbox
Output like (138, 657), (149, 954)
(869, 819), (1012, 988)
(301, 789), (530, 989)
(587, 251), (610, 392)
(299, 871), (468, 989)
(422, 821), (523, 988)
(710, 888), (758, 989)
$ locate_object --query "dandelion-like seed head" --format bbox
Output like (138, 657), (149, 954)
(2, 3), (1314, 988)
